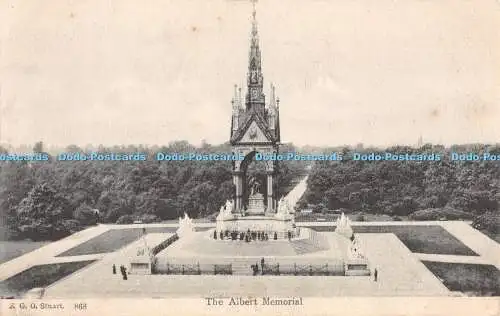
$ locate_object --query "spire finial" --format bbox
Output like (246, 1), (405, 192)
(232, 84), (238, 106)
(245, 0), (264, 112)
(251, 0), (258, 37)
(270, 83), (276, 106)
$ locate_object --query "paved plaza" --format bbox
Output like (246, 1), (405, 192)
(1, 219), (497, 298)
(41, 231), (449, 298)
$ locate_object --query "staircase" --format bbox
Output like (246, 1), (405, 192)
(230, 257), (258, 276)
(290, 229), (329, 255)
(291, 239), (316, 255)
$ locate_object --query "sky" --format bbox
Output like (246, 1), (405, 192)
(0, 0), (499, 147)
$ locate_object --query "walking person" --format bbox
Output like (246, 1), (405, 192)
(120, 265), (127, 280)
(260, 257), (265, 273)
(112, 264), (116, 274)
(373, 268), (378, 282)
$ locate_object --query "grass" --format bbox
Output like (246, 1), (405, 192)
(57, 227), (177, 257)
(295, 212), (408, 222)
(422, 261), (500, 296)
(478, 228), (500, 243)
(309, 225), (478, 256)
(0, 241), (49, 264)
(0, 261), (95, 296)
(56, 226), (208, 257)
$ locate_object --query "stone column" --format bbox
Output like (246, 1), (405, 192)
(266, 171), (274, 213)
(233, 171), (243, 212)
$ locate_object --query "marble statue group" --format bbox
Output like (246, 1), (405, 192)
(177, 212), (195, 238)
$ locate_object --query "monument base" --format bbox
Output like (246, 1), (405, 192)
(344, 259), (371, 276)
(216, 214), (296, 239)
(129, 256), (153, 275)
(245, 193), (266, 216)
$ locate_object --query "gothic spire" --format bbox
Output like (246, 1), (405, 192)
(248, 0), (261, 73)
(251, 1), (258, 43)
(246, 0), (264, 111)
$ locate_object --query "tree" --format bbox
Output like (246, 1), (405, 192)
(181, 182), (218, 218)
(73, 203), (98, 226)
(0, 162), (35, 239)
(472, 211), (499, 235)
(391, 197), (419, 216)
(33, 141), (44, 153)
(116, 215), (134, 224)
(15, 183), (72, 240)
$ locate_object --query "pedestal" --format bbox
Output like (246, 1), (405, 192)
(344, 258), (370, 276)
(129, 255), (153, 275)
(246, 193), (265, 215)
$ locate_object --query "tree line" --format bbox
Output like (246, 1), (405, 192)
(300, 144), (499, 238)
(1, 142), (498, 241)
(0, 141), (307, 241)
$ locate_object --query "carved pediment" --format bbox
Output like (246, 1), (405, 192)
(231, 112), (276, 144)
(239, 120), (270, 143)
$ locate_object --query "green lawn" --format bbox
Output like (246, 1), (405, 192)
(56, 227), (178, 257)
(308, 225), (478, 256)
(0, 241), (49, 264)
(56, 226), (210, 257)
(478, 228), (500, 243)
(422, 261), (500, 296)
(0, 261), (95, 297)
(296, 212), (405, 222)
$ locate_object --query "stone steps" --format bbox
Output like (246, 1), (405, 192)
(289, 230), (330, 255)
(230, 257), (258, 276)
(292, 240), (316, 255)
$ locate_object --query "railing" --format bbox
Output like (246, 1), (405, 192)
(151, 234), (179, 255)
(183, 263), (202, 275)
(162, 263), (201, 275)
(165, 263), (183, 274)
(155, 261), (347, 276)
(155, 262), (234, 275)
(214, 264), (232, 275)
(310, 264), (330, 276)
(293, 264), (312, 276)
(262, 263), (280, 275)
(276, 263), (345, 276)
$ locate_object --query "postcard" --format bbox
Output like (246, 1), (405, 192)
(0, 0), (499, 315)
